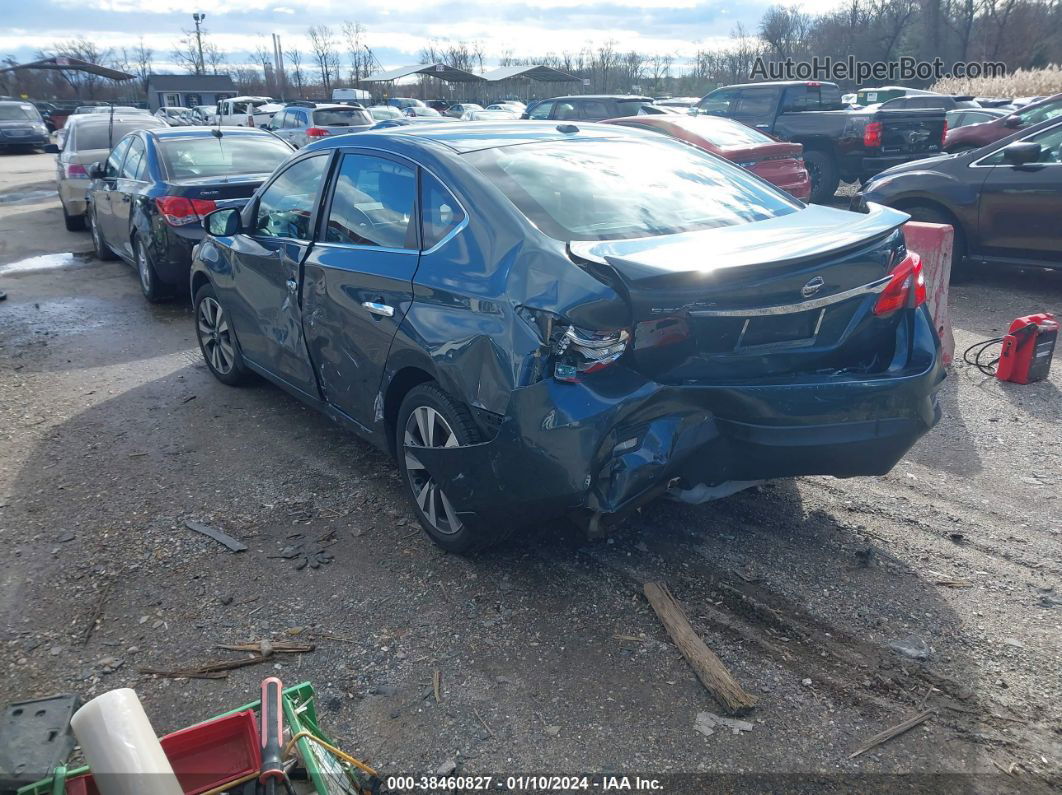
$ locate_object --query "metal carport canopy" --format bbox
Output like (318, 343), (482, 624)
(481, 65), (580, 83)
(0, 56), (135, 81)
(363, 64), (486, 83)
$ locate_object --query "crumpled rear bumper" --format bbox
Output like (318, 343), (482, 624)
(413, 309), (945, 528)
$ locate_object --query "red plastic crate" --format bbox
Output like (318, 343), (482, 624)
(63, 710), (260, 795)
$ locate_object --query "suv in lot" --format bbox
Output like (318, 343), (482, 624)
(524, 95), (656, 121)
(695, 81), (947, 203)
(270, 102), (374, 147)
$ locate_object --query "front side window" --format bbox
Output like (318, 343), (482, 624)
(528, 101), (554, 120)
(1019, 99), (1062, 125)
(121, 137), (146, 179)
(466, 137), (800, 242)
(254, 154), (329, 240)
(104, 136), (133, 179)
(980, 125), (1062, 165)
(698, 89), (738, 114)
(325, 154), (416, 249)
(421, 172), (465, 250)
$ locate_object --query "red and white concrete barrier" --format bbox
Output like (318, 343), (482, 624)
(904, 221), (955, 366)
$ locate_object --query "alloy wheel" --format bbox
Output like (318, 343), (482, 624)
(197, 296), (235, 375)
(403, 406), (463, 535)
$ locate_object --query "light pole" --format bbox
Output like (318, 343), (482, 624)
(192, 12), (206, 75)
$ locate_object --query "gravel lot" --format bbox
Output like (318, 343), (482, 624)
(1, 150), (1059, 792)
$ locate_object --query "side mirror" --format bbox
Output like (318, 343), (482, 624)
(1001, 141), (1042, 166)
(43, 143), (59, 154)
(1003, 115), (1022, 128)
(204, 207), (243, 236)
(88, 161), (105, 179)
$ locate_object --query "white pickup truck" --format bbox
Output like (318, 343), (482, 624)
(213, 96), (276, 127)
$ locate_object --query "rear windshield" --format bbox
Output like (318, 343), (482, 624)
(75, 121), (164, 150)
(313, 108), (371, 126)
(669, 116), (775, 146)
(0, 104), (39, 121)
(466, 138), (799, 241)
(158, 135), (291, 179)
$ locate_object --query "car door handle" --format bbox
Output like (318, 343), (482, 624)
(285, 278), (298, 293)
(361, 301), (394, 318)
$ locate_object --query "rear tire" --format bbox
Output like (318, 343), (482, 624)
(193, 282), (251, 386)
(902, 203), (968, 281)
(88, 204), (115, 261)
(62, 201), (85, 231)
(134, 236), (170, 303)
(804, 149), (840, 204)
(396, 383), (498, 553)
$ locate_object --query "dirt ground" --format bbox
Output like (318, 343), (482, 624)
(1, 150), (1059, 792)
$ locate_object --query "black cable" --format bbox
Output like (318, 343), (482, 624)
(963, 336), (1004, 376)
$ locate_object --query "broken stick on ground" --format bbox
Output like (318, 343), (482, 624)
(849, 709), (934, 759)
(643, 581), (758, 715)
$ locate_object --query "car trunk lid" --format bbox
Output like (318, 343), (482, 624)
(167, 173), (269, 203)
(569, 204), (913, 382)
(873, 109), (946, 155)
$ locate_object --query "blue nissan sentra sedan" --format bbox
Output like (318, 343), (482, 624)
(190, 121), (944, 552)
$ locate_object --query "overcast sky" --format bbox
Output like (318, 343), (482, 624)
(3, 0), (838, 72)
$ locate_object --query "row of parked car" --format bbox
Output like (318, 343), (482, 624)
(34, 76), (1061, 550)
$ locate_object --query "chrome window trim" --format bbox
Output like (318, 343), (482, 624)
(688, 276), (892, 317)
(314, 240), (419, 255)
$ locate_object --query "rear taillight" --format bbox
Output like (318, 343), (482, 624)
(554, 326), (630, 382)
(306, 127), (330, 138)
(873, 253), (926, 317)
(863, 121), (882, 148)
(64, 163), (88, 179)
(155, 196), (217, 227)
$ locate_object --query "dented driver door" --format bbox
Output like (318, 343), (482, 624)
(301, 151), (420, 427)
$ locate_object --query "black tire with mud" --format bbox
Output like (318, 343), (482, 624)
(803, 149), (840, 204)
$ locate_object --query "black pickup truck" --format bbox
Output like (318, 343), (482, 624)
(695, 81), (947, 203)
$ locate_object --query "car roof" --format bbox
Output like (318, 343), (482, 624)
(70, 114), (166, 126)
(145, 126), (279, 140)
(305, 120), (647, 154)
(540, 95), (653, 102)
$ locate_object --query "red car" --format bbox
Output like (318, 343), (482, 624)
(945, 92), (1062, 152)
(602, 114), (811, 200)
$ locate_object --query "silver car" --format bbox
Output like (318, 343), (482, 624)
(269, 103), (373, 148)
(51, 114), (167, 230)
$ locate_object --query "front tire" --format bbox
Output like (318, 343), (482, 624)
(803, 149), (840, 204)
(396, 384), (491, 553)
(902, 203), (967, 281)
(193, 282), (250, 385)
(88, 205), (115, 261)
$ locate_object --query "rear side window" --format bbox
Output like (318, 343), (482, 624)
(466, 137), (799, 242)
(735, 89), (779, 118)
(420, 172), (465, 250)
(578, 100), (610, 120)
(554, 102), (577, 120)
(325, 154), (416, 249)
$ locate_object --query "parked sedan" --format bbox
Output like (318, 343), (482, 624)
(368, 105), (403, 121)
(525, 95), (656, 121)
(404, 106), (445, 119)
(47, 113), (168, 230)
(945, 107), (1010, 130)
(856, 117), (1062, 273)
(190, 121), (943, 552)
(85, 127), (294, 302)
(945, 92), (1062, 152)
(155, 107), (196, 126)
(270, 103), (373, 147)
(443, 103), (482, 118)
(461, 109), (519, 121)
(602, 114), (811, 200)
(0, 100), (51, 151)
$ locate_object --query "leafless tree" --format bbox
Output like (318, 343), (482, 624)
(342, 21), (378, 87)
(286, 48), (306, 97)
(308, 24), (339, 92)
